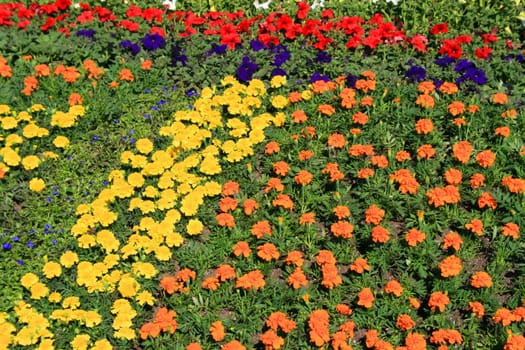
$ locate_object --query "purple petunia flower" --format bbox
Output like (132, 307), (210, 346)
(171, 44), (187, 67)
(3, 243), (12, 250)
(273, 50), (291, 67)
(236, 56), (258, 82)
(76, 29), (96, 39)
(454, 59), (475, 73)
(314, 51), (332, 64)
(250, 40), (266, 51)
(120, 40), (141, 55)
(271, 68), (287, 77)
(346, 74), (357, 88)
(434, 56), (454, 67)
(310, 72), (329, 83)
(141, 34), (165, 51)
(405, 65), (426, 82)
(465, 67), (487, 85)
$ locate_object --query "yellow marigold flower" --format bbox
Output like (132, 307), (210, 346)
(29, 178), (46, 192)
(91, 339), (112, 350)
(83, 311), (102, 327)
(127, 172), (144, 188)
(36, 338), (54, 350)
(135, 138), (154, 154)
(301, 90), (312, 100)
(22, 123), (40, 138)
(136, 291), (155, 306)
(20, 272), (39, 289)
(270, 75), (287, 88)
(48, 291), (62, 303)
(71, 334), (90, 350)
(77, 234), (96, 248)
(14, 327), (39, 346)
(203, 181), (222, 197)
(1, 147), (21, 166)
(60, 251), (79, 268)
(42, 261), (62, 279)
(271, 95), (289, 109)
(273, 112), (286, 127)
(62, 296), (80, 309)
(165, 232), (184, 247)
(5, 133), (23, 146)
(118, 275), (140, 298)
(103, 254), (120, 269)
(0, 104), (11, 114)
(131, 262), (158, 278)
(114, 327), (136, 340)
(42, 151), (58, 160)
(154, 245), (172, 261)
(1, 116), (17, 129)
(30, 282), (49, 300)
(187, 219), (203, 235)
(30, 104), (45, 112)
(69, 105), (85, 117)
(17, 111), (31, 121)
(22, 155), (40, 170)
(51, 111), (76, 128)
(53, 135), (70, 148)
(200, 155), (221, 175)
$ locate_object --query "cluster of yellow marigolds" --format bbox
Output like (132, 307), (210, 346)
(1, 75), (293, 349)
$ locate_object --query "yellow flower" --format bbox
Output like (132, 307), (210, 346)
(114, 327), (136, 340)
(142, 185), (159, 198)
(103, 254), (120, 269)
(273, 112), (286, 127)
(30, 104), (45, 112)
(154, 245), (171, 261)
(77, 234), (96, 248)
(17, 111), (32, 122)
(29, 178), (46, 192)
(200, 155), (221, 175)
(301, 89), (312, 100)
(203, 181), (222, 197)
(165, 232), (184, 247)
(270, 75), (287, 88)
(82, 311), (102, 327)
(135, 138), (154, 154)
(96, 230), (120, 253)
(118, 275), (140, 298)
(71, 334), (90, 350)
(50, 111), (76, 128)
(131, 262), (158, 278)
(53, 135), (70, 148)
(60, 251), (79, 268)
(136, 291), (155, 306)
(1, 116), (17, 130)
(30, 282), (49, 300)
(271, 95), (289, 109)
(36, 338), (54, 350)
(1, 147), (21, 166)
(20, 272), (39, 289)
(42, 151), (58, 160)
(187, 219), (203, 235)
(48, 292), (62, 303)
(5, 133), (23, 146)
(22, 155), (40, 170)
(0, 105), (10, 114)
(127, 172), (144, 188)
(42, 261), (62, 279)
(90, 339), (112, 350)
(62, 296), (81, 309)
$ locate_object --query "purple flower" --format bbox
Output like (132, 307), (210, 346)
(3, 243), (12, 250)
(310, 72), (329, 83)
(208, 43), (228, 56)
(434, 56), (454, 67)
(236, 56), (258, 82)
(346, 74), (357, 88)
(171, 44), (187, 67)
(250, 40), (266, 51)
(314, 51), (332, 64)
(141, 34), (165, 51)
(405, 65), (426, 82)
(466, 67), (487, 85)
(120, 40), (141, 55)
(454, 59), (475, 73)
(271, 68), (287, 77)
(76, 29), (96, 39)
(273, 50), (291, 66)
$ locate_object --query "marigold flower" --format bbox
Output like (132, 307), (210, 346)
(477, 191), (497, 210)
(409, 297), (421, 309)
(396, 150), (411, 162)
(186, 342), (203, 350)
(492, 92), (509, 104)
(384, 280), (404, 297)
(210, 320), (226, 342)
(415, 94), (435, 108)
(396, 314), (415, 331)
(294, 170), (313, 186)
(260, 329), (284, 349)
(371, 154), (388, 168)
(242, 198), (259, 216)
(327, 133), (346, 148)
(493, 308), (516, 326)
(289, 92), (302, 103)
(439, 81), (458, 94)
(335, 303), (353, 315)
(216, 264), (236, 282)
(321, 264), (342, 289)
(467, 301), (485, 318)
(316, 250), (337, 265)
(365, 205), (385, 225)
(501, 176), (525, 193)
(404, 332), (427, 349)
(448, 101), (465, 116)
(222, 181), (240, 196)
(330, 221), (354, 239)
(470, 173), (485, 189)
(291, 109), (307, 123)
(504, 334), (525, 350)
(430, 329), (463, 345)
(470, 271), (492, 288)
(119, 68), (134, 81)
(333, 205), (351, 219)
(201, 276), (220, 291)
(219, 197), (238, 212)
(371, 225), (390, 243)
(418, 81), (435, 94)
(350, 258), (370, 274)
(495, 126), (510, 138)
(352, 111), (369, 125)
(442, 232), (463, 250)
(251, 220), (272, 238)
(501, 109), (518, 119)
(476, 150), (496, 168)
(415, 118), (434, 134)
(273, 161), (290, 176)
(417, 144), (436, 159)
(318, 104), (335, 116)
(357, 288), (375, 308)
(439, 255), (462, 277)
(266, 311), (296, 333)
(298, 150), (314, 161)
(444, 168), (462, 185)
(405, 228), (426, 247)
(358, 167), (375, 179)
(452, 141), (473, 164)
(265, 178), (284, 193)
(390, 169), (419, 194)
(232, 241), (251, 258)
(501, 222), (520, 239)
(348, 144), (374, 156)
(308, 310), (330, 346)
(265, 141), (280, 155)
(466, 219), (484, 236)
(221, 340), (246, 350)
(236, 270), (265, 290)
(428, 291), (450, 312)
(287, 267), (308, 289)
(257, 243), (280, 261)
(365, 329), (379, 348)
(272, 194), (294, 210)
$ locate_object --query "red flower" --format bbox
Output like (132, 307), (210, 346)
(430, 22), (448, 35)
(296, 2), (309, 20)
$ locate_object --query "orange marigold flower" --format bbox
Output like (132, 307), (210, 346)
(265, 178), (284, 193)
(471, 271), (492, 288)
(495, 126), (510, 138)
(260, 329), (284, 349)
(504, 334), (525, 350)
(288, 92), (302, 103)
(453, 117), (467, 126)
(384, 280), (404, 297)
(265, 141), (280, 155)
(405, 228), (426, 247)
(221, 340), (246, 350)
(299, 212), (316, 225)
(232, 241), (251, 258)
(358, 167), (375, 179)
(426, 185), (460, 207)
(365, 329), (379, 348)
(492, 92), (509, 104)
(266, 311), (296, 333)
(361, 70), (376, 79)
(439, 255), (462, 278)
(513, 307), (525, 321)
(236, 270), (265, 291)
(257, 243), (280, 261)
(251, 220), (272, 238)
(439, 81), (458, 94)
(501, 109), (518, 119)
(216, 264), (236, 282)
(467, 301), (485, 318)
(333, 205), (351, 219)
(287, 267), (308, 289)
(220, 197), (238, 212)
(371, 154), (388, 168)
(298, 149), (314, 161)
(141, 59), (152, 70)
(404, 333), (427, 349)
(418, 81), (435, 94)
(371, 225), (390, 243)
(360, 96), (374, 107)
(442, 232), (463, 251)
(348, 144), (374, 156)
(321, 263), (342, 289)
(501, 176), (525, 193)
(308, 309), (330, 346)
(352, 111), (369, 125)
(396, 314), (415, 331)
(476, 150), (496, 168)
(409, 297), (421, 309)
(330, 221), (354, 239)
(119, 68), (134, 81)
(327, 133), (346, 148)
(452, 141), (473, 164)
(312, 80), (337, 94)
(316, 250), (337, 265)
(291, 109), (307, 123)
(430, 329), (463, 345)
(428, 291), (450, 312)
(415, 118), (434, 134)
(318, 104), (336, 116)
(222, 181), (240, 196)
(365, 205), (385, 225)
(140, 322), (161, 339)
(444, 168), (462, 185)
(415, 94), (435, 108)
(448, 101), (465, 116)
(216, 213), (235, 228)
(335, 303), (353, 315)
(201, 276), (220, 290)
(466, 219), (484, 236)
(350, 258), (370, 274)
(243, 198), (259, 216)
(390, 169), (420, 194)
(68, 93), (83, 106)
(357, 288), (375, 308)
(186, 342), (203, 350)
(355, 78), (375, 93)
(470, 173), (485, 189)
(396, 150), (411, 162)
(272, 194), (294, 210)
(501, 222), (520, 239)
(494, 308), (516, 326)
(417, 144), (436, 159)
(210, 320), (226, 342)
(273, 161), (290, 176)
(294, 170), (313, 186)
(478, 191), (497, 210)
(160, 275), (181, 294)
(285, 251), (304, 267)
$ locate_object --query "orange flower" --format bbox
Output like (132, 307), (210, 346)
(444, 168), (462, 185)
(365, 329), (379, 348)
(493, 308), (516, 326)
(350, 258), (370, 274)
(415, 118), (434, 134)
(415, 94), (435, 108)
(242, 198), (259, 216)
(299, 212), (315, 225)
(467, 301), (485, 318)
(470, 271), (492, 288)
(236, 270), (265, 290)
(291, 109), (307, 123)
(504, 334), (525, 350)
(502, 109), (518, 119)
(22, 76), (38, 96)
(355, 78), (375, 93)
(321, 263), (342, 289)
(470, 173), (485, 189)
(327, 133), (346, 148)
(371, 225), (390, 243)
(68, 93), (83, 106)
(140, 59), (152, 70)
(316, 250), (337, 265)
(396, 150), (411, 162)
(216, 264), (236, 282)
(232, 241), (251, 258)
(0, 59), (12, 78)
(426, 185), (460, 207)
(35, 63), (50, 77)
(322, 163), (345, 182)
(396, 314), (415, 331)
(452, 141), (473, 164)
(119, 68), (134, 81)
(352, 111), (369, 125)
(216, 213), (235, 228)
(294, 170), (313, 186)
(448, 101), (465, 116)
(308, 309), (330, 346)
(365, 205), (385, 225)
(251, 220), (272, 238)
(390, 169), (420, 194)
(428, 291), (450, 312)
(312, 80), (337, 94)
(439, 255), (462, 277)
(109, 81), (119, 89)
(417, 144), (436, 159)
(371, 155), (388, 168)
(501, 176), (525, 193)
(330, 221), (354, 239)
(265, 141), (280, 155)
(257, 243), (280, 261)
(201, 276), (220, 290)
(318, 104), (335, 116)
(186, 342), (203, 350)
(260, 329), (284, 349)
(358, 167), (375, 179)
(335, 303), (353, 315)
(272, 194), (294, 210)
(501, 222), (520, 239)
(266, 311), (296, 333)
(140, 322), (161, 339)
(160, 275), (181, 294)
(384, 280), (404, 297)
(409, 297), (421, 309)
(453, 117), (467, 126)
(478, 191), (497, 210)
(273, 161), (290, 176)
(350, 128), (361, 135)
(405, 228), (426, 247)
(439, 81), (458, 94)
(404, 333), (427, 349)
(357, 288), (374, 308)
(265, 178), (284, 193)
(285, 251), (304, 267)
(418, 81), (435, 94)
(492, 92), (509, 104)
(476, 150), (496, 168)
(222, 181), (240, 196)
(298, 149), (314, 161)
(210, 320), (226, 341)
(287, 267), (308, 289)
(153, 307), (178, 333)
(333, 205), (350, 219)
(465, 219), (484, 236)
(220, 197), (238, 212)
(288, 92), (302, 103)
(348, 144), (375, 156)
(221, 340), (246, 350)
(430, 329), (463, 345)
(442, 232), (463, 250)
(495, 126), (510, 138)
(360, 96), (374, 107)
(361, 70), (376, 80)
